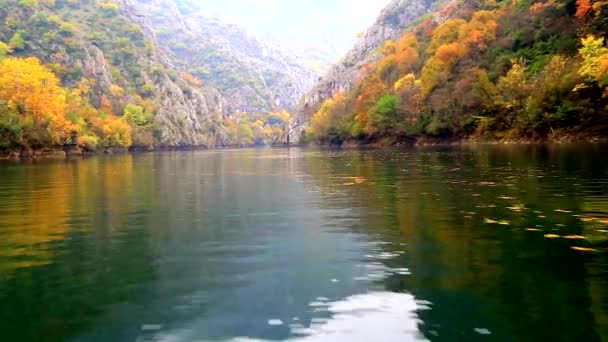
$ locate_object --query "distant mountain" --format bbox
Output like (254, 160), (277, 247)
(134, 0), (328, 113)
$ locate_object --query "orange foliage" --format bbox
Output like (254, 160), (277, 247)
(376, 33), (419, 81)
(181, 71), (203, 86)
(435, 43), (462, 63)
(99, 96), (114, 115)
(354, 75), (387, 130)
(576, 0), (593, 18)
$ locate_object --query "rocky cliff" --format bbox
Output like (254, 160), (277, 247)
(134, 0), (324, 113)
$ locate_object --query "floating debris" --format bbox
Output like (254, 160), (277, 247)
(563, 235), (586, 240)
(474, 328), (492, 335)
(555, 209), (572, 214)
(479, 181), (496, 186)
(544, 234), (561, 239)
(571, 246), (599, 252)
(484, 218), (510, 225)
(526, 228), (541, 231)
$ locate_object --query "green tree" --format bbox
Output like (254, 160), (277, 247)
(9, 32), (25, 51)
(370, 95), (401, 134)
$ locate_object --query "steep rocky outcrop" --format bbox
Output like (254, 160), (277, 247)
(133, 0), (324, 113)
(298, 0), (437, 117)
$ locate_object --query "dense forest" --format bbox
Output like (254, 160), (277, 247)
(305, 0), (608, 144)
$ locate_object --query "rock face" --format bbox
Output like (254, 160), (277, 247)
(298, 0), (436, 117)
(132, 0), (325, 113)
(154, 75), (225, 146)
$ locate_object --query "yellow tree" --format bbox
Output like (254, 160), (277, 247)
(0, 57), (76, 143)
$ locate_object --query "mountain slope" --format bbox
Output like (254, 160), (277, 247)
(299, 0), (438, 116)
(135, 0), (323, 113)
(0, 0), (325, 154)
(303, 0), (608, 144)
(0, 0), (229, 150)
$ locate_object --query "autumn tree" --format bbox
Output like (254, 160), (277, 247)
(308, 92), (351, 141)
(354, 75), (387, 134)
(0, 57), (76, 144)
(578, 35), (608, 87)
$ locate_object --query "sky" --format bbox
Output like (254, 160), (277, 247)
(194, 0), (392, 57)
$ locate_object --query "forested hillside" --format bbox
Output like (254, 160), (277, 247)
(0, 0), (318, 156)
(304, 0), (608, 144)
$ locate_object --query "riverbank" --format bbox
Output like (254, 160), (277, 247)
(2, 131), (606, 160)
(333, 129), (608, 148)
(0, 142), (302, 160)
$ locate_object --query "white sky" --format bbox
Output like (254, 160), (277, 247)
(193, 0), (392, 56)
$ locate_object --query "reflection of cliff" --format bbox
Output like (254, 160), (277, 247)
(301, 146), (608, 341)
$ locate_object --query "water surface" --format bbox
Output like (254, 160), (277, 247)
(0, 146), (607, 341)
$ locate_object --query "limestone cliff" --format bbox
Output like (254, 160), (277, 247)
(133, 0), (324, 113)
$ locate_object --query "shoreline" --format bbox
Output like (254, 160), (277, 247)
(1, 135), (606, 160)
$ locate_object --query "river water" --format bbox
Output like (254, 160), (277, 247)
(0, 146), (607, 341)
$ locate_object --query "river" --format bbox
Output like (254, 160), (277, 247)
(0, 146), (607, 341)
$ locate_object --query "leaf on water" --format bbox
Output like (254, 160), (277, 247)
(544, 234), (561, 239)
(571, 246), (598, 252)
(484, 218), (510, 225)
(563, 235), (586, 240)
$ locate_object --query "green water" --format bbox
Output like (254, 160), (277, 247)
(0, 146), (607, 341)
